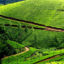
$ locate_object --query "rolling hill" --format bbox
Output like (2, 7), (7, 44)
(0, 0), (64, 64)
(0, 0), (64, 28)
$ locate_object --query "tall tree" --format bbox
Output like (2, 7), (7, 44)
(0, 0), (7, 5)
(2, 0), (7, 5)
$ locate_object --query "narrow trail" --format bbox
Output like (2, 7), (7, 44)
(0, 15), (64, 32)
(35, 55), (60, 64)
(2, 47), (29, 60)
(45, 27), (64, 32)
(1, 15), (64, 63)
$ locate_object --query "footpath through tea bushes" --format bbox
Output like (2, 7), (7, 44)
(0, 15), (64, 32)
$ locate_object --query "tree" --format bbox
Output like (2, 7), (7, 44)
(0, 26), (16, 59)
(0, 26), (7, 63)
(1, 0), (7, 5)
(0, 0), (24, 5)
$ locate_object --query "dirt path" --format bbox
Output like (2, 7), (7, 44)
(45, 27), (64, 32)
(1, 15), (64, 63)
(2, 47), (29, 60)
(0, 15), (64, 32)
(35, 55), (60, 64)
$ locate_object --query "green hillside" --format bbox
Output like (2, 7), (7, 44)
(46, 62), (64, 64)
(0, 0), (64, 64)
(0, 0), (64, 28)
(0, 4), (3, 6)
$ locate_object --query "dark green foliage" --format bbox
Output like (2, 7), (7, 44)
(7, 40), (25, 53)
(48, 36), (60, 48)
(4, 25), (32, 43)
(2, 47), (37, 64)
(0, 41), (16, 59)
(1, 0), (64, 63)
(22, 41), (31, 47)
(0, 0), (23, 4)
(59, 43), (64, 48)
(1, 0), (7, 5)
(0, 26), (16, 59)
(0, 42), (7, 58)
(27, 30), (64, 49)
(7, 40), (24, 49)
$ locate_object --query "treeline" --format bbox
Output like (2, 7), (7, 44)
(0, 26), (16, 59)
(0, 24), (31, 59)
(0, 0), (23, 5)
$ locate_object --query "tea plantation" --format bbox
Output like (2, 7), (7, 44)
(0, 0), (64, 64)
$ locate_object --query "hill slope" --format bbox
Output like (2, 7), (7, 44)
(0, 0), (64, 28)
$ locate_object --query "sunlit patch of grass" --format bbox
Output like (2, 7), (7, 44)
(0, 0), (64, 28)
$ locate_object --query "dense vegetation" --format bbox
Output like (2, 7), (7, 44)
(0, 0), (64, 64)
(0, 0), (23, 5)
(46, 62), (64, 64)
(0, 26), (16, 59)
(0, 0), (64, 28)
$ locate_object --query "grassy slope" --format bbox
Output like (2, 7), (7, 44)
(0, 17), (45, 28)
(3, 25), (64, 48)
(7, 40), (25, 53)
(0, 0), (64, 28)
(22, 29), (64, 48)
(1, 0), (64, 64)
(0, 0), (64, 48)
(46, 62), (64, 64)
(39, 55), (64, 64)
(0, 4), (3, 6)
(2, 26), (64, 64)
(7, 40), (24, 49)
(2, 46), (64, 64)
(2, 47), (37, 64)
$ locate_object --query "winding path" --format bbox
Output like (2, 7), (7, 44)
(35, 55), (60, 64)
(1, 15), (64, 63)
(0, 15), (64, 32)
(2, 47), (29, 60)
(35, 53), (64, 64)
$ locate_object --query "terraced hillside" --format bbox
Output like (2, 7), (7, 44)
(0, 0), (64, 28)
(0, 0), (64, 64)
